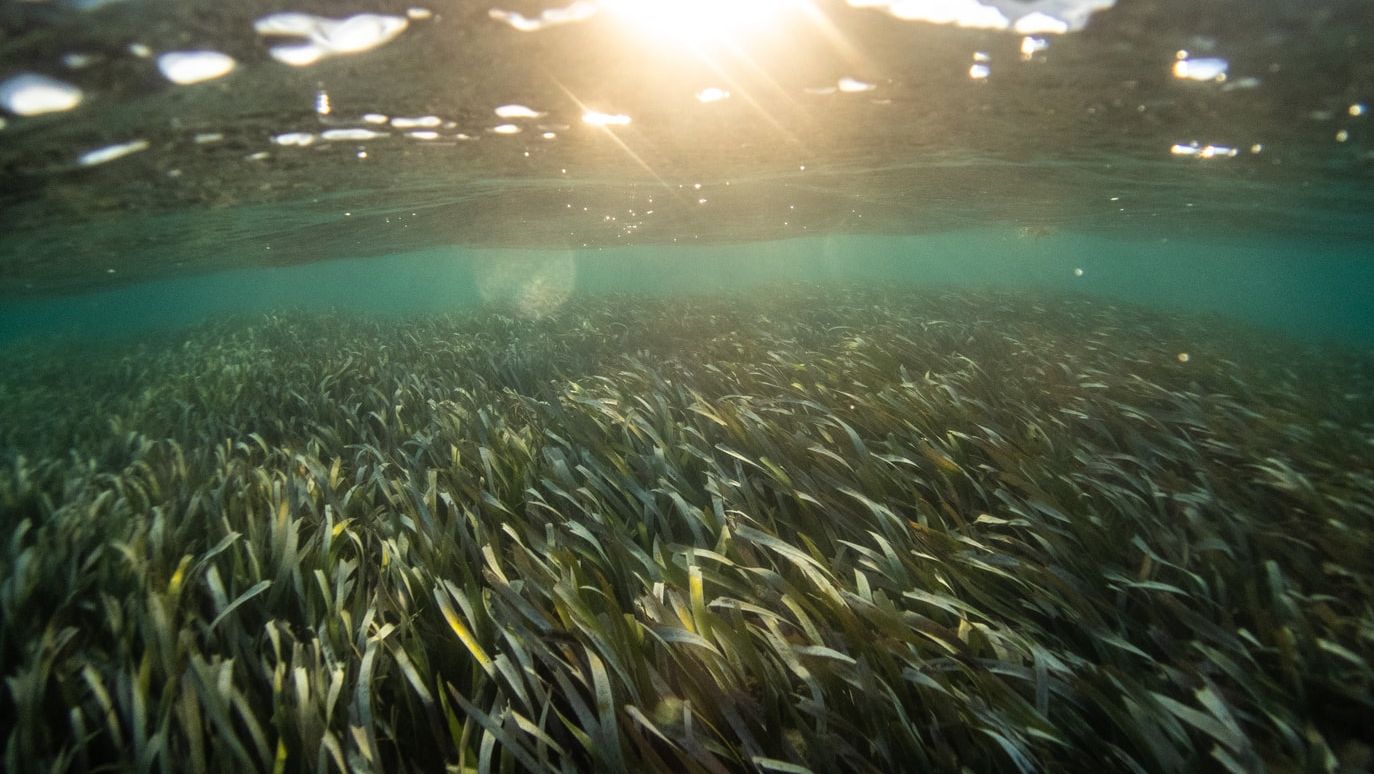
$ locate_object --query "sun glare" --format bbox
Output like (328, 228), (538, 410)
(604, 0), (809, 47)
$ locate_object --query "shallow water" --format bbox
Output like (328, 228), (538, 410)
(2, 1), (1373, 772)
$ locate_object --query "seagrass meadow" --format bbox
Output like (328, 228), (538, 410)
(0, 286), (1371, 773)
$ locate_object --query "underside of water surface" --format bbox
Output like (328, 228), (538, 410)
(1, 1), (1373, 773)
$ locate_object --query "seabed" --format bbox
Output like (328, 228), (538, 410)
(1, 287), (1371, 772)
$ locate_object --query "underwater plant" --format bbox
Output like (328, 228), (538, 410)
(1, 287), (1370, 773)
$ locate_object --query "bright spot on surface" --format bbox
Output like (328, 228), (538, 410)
(1172, 56), (1228, 82)
(79, 139), (150, 166)
(1013, 11), (1068, 34)
(363, 113), (389, 124)
(321, 128), (389, 141)
(392, 115), (441, 128)
(407, 7), (433, 20)
(0, 73), (83, 116)
(491, 123), (522, 134)
(495, 104), (545, 119)
(603, 0), (809, 46)
(489, 2), (598, 32)
(697, 87), (731, 103)
(1020, 36), (1048, 59)
(1176, 352), (1190, 363)
(1171, 142), (1238, 159)
(1073, 267), (1084, 277)
(255, 13), (409, 67)
(128, 43), (152, 58)
(63, 53), (96, 69)
(969, 63), (990, 79)
(316, 90), (332, 115)
(851, 0), (1008, 29)
(850, 0), (1113, 33)
(582, 110), (632, 126)
(1351, 103), (1367, 117)
(838, 77), (876, 93)
(157, 51), (236, 84)
(1220, 76), (1261, 91)
(273, 132), (317, 146)
(542, 131), (558, 139)
(407, 130), (439, 139)
(194, 132), (223, 144)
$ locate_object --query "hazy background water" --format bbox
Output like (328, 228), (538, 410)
(2, 232), (1372, 348)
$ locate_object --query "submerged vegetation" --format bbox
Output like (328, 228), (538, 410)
(1, 287), (1371, 773)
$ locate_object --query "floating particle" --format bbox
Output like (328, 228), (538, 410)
(1073, 267), (1084, 277)
(157, 50), (236, 84)
(542, 132), (557, 139)
(1177, 352), (1190, 363)
(1336, 130), (1349, 143)
(491, 123), (521, 134)
(363, 113), (389, 124)
(696, 87), (730, 103)
(78, 139), (149, 166)
(407, 7), (433, 20)
(969, 63), (991, 80)
(128, 43), (152, 58)
(0, 73), (83, 116)
(1351, 103), (1367, 117)
(194, 132), (224, 144)
(315, 90), (332, 115)
(407, 131), (440, 139)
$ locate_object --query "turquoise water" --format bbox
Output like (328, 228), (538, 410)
(5, 232), (1373, 347)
